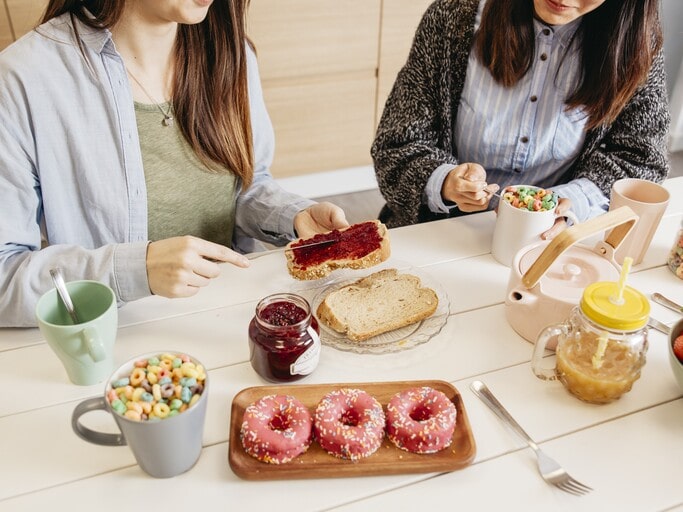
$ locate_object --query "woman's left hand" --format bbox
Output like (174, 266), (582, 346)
(541, 198), (573, 240)
(293, 202), (349, 239)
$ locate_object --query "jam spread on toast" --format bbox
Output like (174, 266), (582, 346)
(290, 221), (382, 270)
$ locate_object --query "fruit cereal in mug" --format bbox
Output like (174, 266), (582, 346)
(502, 186), (558, 212)
(107, 353), (206, 421)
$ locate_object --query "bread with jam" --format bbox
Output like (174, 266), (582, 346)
(286, 220), (390, 280)
(316, 268), (438, 341)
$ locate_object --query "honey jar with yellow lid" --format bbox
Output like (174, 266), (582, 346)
(532, 280), (650, 404)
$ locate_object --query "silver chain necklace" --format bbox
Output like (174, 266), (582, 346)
(126, 67), (174, 127)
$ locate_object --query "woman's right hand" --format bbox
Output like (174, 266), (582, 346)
(442, 162), (499, 212)
(146, 236), (250, 298)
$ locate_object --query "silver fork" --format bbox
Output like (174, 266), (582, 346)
(470, 380), (592, 496)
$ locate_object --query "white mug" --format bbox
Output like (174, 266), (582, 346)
(492, 187), (579, 267)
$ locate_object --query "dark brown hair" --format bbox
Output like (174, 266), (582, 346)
(42, 0), (254, 188)
(474, 0), (663, 130)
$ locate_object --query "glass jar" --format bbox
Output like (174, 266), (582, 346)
(667, 222), (683, 279)
(532, 281), (650, 404)
(248, 293), (321, 382)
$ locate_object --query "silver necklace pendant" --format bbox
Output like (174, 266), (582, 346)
(125, 67), (174, 128)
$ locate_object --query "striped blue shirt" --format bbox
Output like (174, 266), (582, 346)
(426, 2), (609, 222)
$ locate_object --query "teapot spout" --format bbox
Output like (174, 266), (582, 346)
(507, 289), (536, 306)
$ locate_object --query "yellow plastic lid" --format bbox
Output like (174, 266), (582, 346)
(580, 282), (650, 331)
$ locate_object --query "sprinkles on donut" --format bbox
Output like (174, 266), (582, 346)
(386, 386), (457, 454)
(314, 388), (385, 461)
(240, 394), (313, 464)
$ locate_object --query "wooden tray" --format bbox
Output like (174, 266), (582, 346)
(228, 380), (476, 480)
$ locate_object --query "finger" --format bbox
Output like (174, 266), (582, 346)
(207, 251), (250, 268)
(192, 258), (222, 280)
(459, 176), (488, 194)
(329, 207), (349, 229)
(168, 285), (202, 299)
(457, 189), (494, 208)
(315, 202), (348, 230)
(196, 241), (232, 262)
(155, 276), (204, 298)
(456, 199), (486, 211)
(484, 184), (500, 196)
(455, 198), (489, 212)
(186, 272), (213, 288)
(223, 253), (250, 268)
(460, 162), (487, 182)
(199, 244), (249, 268)
(555, 197), (572, 216)
(541, 218), (568, 240)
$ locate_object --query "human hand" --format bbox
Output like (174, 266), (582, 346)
(293, 202), (349, 239)
(442, 162), (499, 212)
(541, 198), (574, 240)
(146, 236), (249, 298)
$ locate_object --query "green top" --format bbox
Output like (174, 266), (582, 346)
(134, 102), (237, 247)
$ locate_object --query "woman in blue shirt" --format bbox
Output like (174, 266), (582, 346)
(372, 0), (670, 233)
(0, 0), (348, 326)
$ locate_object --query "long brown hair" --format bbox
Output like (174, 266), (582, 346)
(474, 0), (663, 130)
(42, 0), (254, 188)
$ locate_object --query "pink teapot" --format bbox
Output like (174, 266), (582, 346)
(505, 206), (638, 347)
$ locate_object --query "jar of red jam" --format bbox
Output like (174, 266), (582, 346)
(248, 293), (321, 382)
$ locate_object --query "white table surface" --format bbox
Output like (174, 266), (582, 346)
(1, 178), (681, 512)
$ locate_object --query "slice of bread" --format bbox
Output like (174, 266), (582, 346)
(286, 220), (390, 280)
(316, 268), (439, 342)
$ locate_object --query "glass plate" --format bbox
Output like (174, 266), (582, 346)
(300, 266), (450, 355)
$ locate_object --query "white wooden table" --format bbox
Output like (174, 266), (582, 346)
(1, 178), (681, 511)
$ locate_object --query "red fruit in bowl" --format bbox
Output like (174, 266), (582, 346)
(674, 335), (683, 363)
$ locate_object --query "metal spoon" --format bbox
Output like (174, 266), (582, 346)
(49, 268), (80, 324)
(652, 293), (683, 314)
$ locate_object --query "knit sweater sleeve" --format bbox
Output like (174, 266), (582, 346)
(371, 0), (477, 228)
(570, 49), (671, 196)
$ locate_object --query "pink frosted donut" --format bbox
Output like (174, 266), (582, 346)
(314, 388), (385, 461)
(386, 386), (457, 454)
(240, 394), (313, 464)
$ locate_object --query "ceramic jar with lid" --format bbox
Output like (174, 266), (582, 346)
(248, 293), (321, 382)
(532, 281), (650, 404)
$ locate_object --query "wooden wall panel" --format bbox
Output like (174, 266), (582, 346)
(248, 0), (380, 80)
(249, 0), (381, 177)
(0, 1), (14, 51)
(376, 0), (433, 124)
(264, 72), (377, 178)
(6, 0), (46, 41)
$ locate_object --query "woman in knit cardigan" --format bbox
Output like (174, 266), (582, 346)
(372, 0), (670, 234)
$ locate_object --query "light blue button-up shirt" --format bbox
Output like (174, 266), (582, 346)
(0, 14), (314, 326)
(426, 3), (609, 222)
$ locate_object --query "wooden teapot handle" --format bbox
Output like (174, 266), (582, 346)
(521, 206), (638, 289)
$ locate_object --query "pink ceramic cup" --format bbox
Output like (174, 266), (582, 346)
(607, 178), (670, 265)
